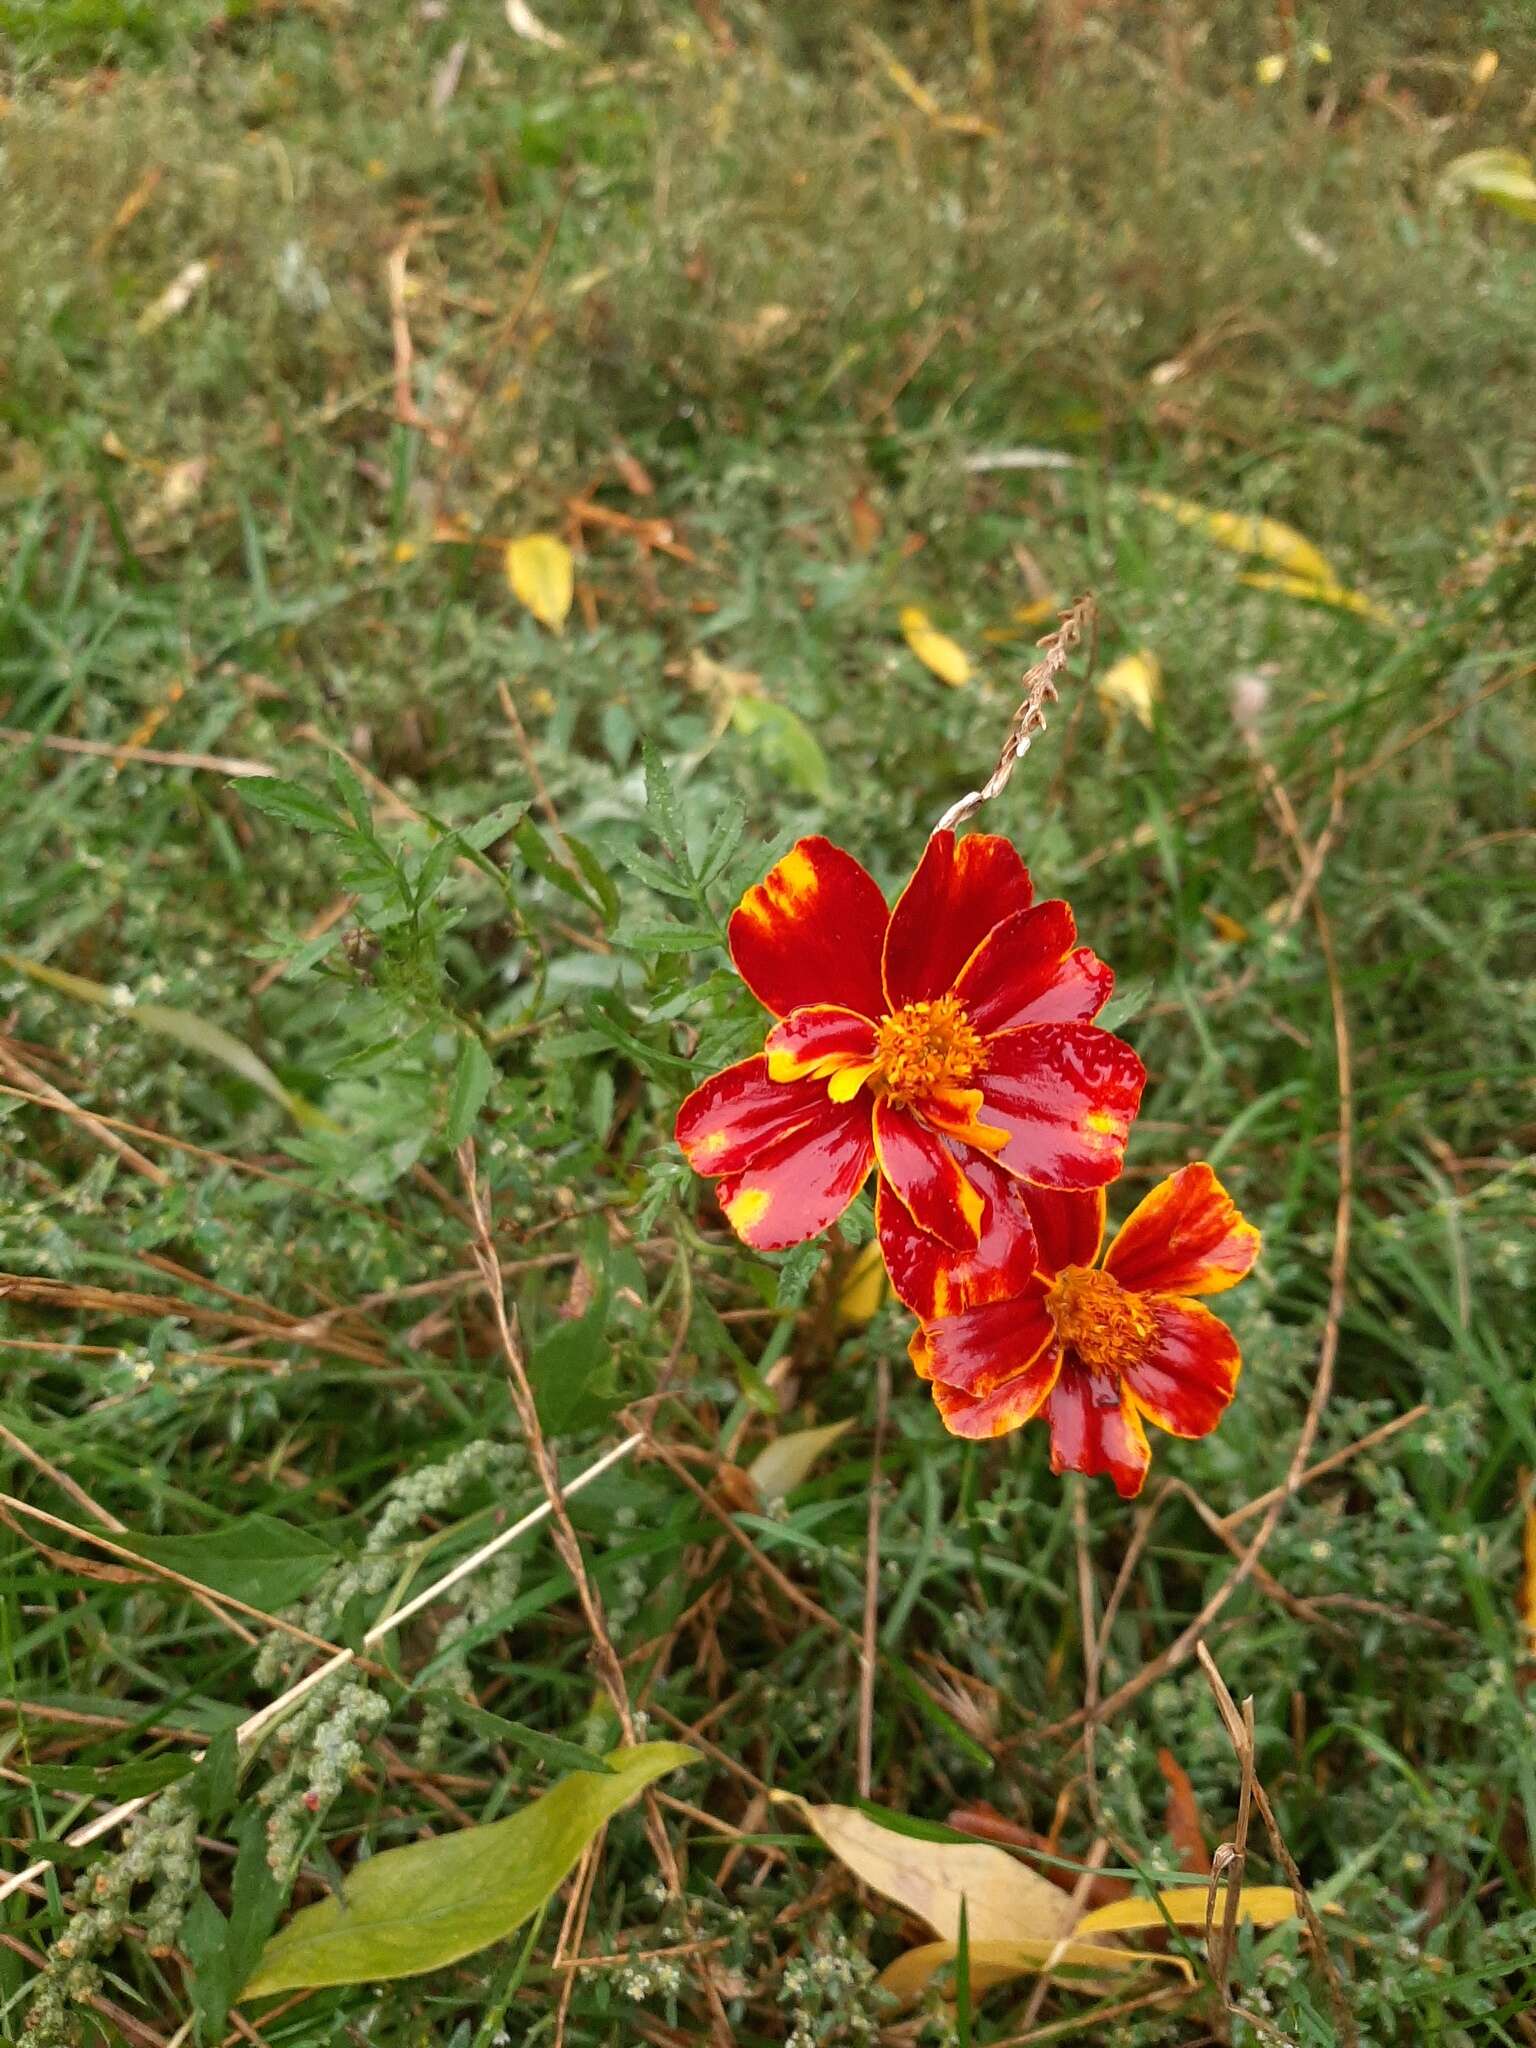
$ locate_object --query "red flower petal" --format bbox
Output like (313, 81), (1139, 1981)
(1021, 1183), (1106, 1279)
(952, 900), (1114, 1035)
(923, 1291), (1055, 1398)
(877, 1154), (1038, 1321)
(765, 1005), (879, 1087)
(728, 838), (889, 1020)
(882, 829), (1033, 1009)
(979, 1023), (1146, 1189)
(1103, 1164), (1261, 1298)
(675, 1057), (836, 1177)
(1123, 1299), (1241, 1439)
(933, 1343), (1064, 1440)
(714, 1100), (875, 1251)
(872, 1098), (985, 1250)
(1042, 1358), (1151, 1497)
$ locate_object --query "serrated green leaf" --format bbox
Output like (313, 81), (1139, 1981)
(414, 832), (460, 910)
(641, 738), (690, 870)
(243, 1743), (696, 1995)
(459, 800), (528, 852)
(620, 926), (721, 955)
(328, 756), (375, 835)
(116, 1514), (337, 1614)
(446, 1033), (496, 1144)
(619, 847), (698, 900)
(241, 779), (349, 836)
(513, 817), (603, 917)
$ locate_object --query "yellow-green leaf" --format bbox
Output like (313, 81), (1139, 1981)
(505, 534), (575, 632)
(243, 1742), (695, 1996)
(899, 606), (972, 688)
(880, 1934), (1192, 2001)
(1237, 571), (1397, 628)
(1097, 648), (1162, 730)
(0, 953), (329, 1131)
(1440, 147), (1536, 223)
(748, 1419), (856, 1503)
(1140, 489), (1337, 586)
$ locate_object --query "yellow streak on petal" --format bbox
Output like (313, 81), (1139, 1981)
(693, 1127), (732, 1162)
(828, 1062), (879, 1103)
(1086, 1109), (1122, 1137)
(725, 1186), (772, 1233)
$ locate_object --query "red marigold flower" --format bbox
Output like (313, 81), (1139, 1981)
(880, 1155), (1260, 1496)
(675, 832), (1145, 1252)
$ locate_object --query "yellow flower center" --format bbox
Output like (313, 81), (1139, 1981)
(1046, 1265), (1154, 1377)
(874, 994), (986, 1105)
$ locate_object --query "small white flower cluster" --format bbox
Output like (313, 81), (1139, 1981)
(417, 1549), (525, 1763)
(259, 1674), (390, 1877)
(614, 1955), (687, 2002)
(24, 1788), (199, 2045)
(777, 1928), (890, 2043)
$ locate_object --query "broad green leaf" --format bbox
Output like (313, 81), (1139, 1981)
(513, 816), (605, 918)
(730, 696), (833, 799)
(0, 953), (331, 1131)
(531, 1285), (614, 1436)
(116, 1514), (337, 1614)
(243, 1742), (696, 1995)
(28, 1754), (197, 1799)
(505, 533), (574, 631)
(446, 1033), (496, 1144)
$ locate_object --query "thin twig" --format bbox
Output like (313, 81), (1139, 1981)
(1199, 1643), (1356, 2047)
(0, 727), (275, 777)
(856, 1358), (890, 1801)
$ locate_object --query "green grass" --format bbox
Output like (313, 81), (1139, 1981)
(1, 3), (1534, 2042)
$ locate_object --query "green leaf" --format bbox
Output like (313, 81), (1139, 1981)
(241, 779), (350, 837)
(620, 926), (721, 955)
(730, 697), (832, 800)
(532, 1289), (614, 1436)
(242, 1742), (696, 1995)
(192, 1727), (241, 1823)
(0, 953), (332, 1132)
(435, 1698), (615, 1776)
(414, 832), (461, 910)
(619, 847), (698, 901)
(446, 1033), (496, 1144)
(459, 800), (528, 852)
(116, 1514), (338, 1614)
(513, 817), (604, 918)
(28, 1754), (197, 1799)
(182, 1888), (236, 2039)
(641, 738), (690, 871)
(564, 832), (621, 927)
(328, 756), (375, 835)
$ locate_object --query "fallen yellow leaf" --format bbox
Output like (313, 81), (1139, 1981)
(899, 606), (971, 688)
(880, 1934), (1188, 2000)
(1077, 1885), (1310, 1937)
(505, 534), (575, 633)
(773, 1796), (1074, 1947)
(747, 1419), (857, 1504)
(836, 1238), (890, 1324)
(1097, 648), (1162, 730)
(1141, 489), (1337, 586)
(1237, 571), (1396, 628)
